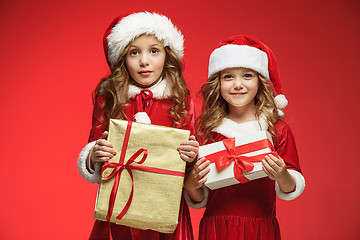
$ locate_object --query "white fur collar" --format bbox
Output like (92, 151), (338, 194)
(212, 117), (268, 138)
(128, 78), (172, 99)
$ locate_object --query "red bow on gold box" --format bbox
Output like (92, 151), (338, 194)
(94, 119), (190, 233)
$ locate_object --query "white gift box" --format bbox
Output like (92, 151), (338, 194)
(199, 131), (275, 190)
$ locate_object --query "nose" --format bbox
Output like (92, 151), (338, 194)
(233, 78), (243, 89)
(139, 53), (149, 67)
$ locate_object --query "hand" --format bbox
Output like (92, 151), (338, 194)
(90, 131), (117, 168)
(184, 157), (210, 203)
(177, 135), (199, 162)
(184, 157), (210, 192)
(262, 154), (295, 192)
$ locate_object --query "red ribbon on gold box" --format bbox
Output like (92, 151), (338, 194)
(94, 119), (190, 233)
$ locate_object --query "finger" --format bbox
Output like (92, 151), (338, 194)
(189, 139), (199, 147)
(194, 157), (208, 168)
(196, 162), (210, 175)
(94, 150), (114, 158)
(96, 139), (115, 149)
(189, 135), (196, 141)
(264, 155), (280, 171)
(267, 154), (282, 166)
(198, 177), (208, 185)
(198, 160), (211, 171)
(180, 153), (193, 162)
(95, 144), (117, 155)
(262, 159), (273, 172)
(262, 164), (274, 179)
(96, 156), (111, 163)
(178, 149), (197, 158)
(101, 131), (109, 139)
(198, 166), (211, 178)
(178, 145), (198, 154)
(180, 149), (198, 159)
(178, 139), (199, 148)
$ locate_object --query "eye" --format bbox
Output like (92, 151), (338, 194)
(244, 73), (254, 79)
(129, 49), (139, 56)
(150, 48), (159, 54)
(222, 74), (233, 80)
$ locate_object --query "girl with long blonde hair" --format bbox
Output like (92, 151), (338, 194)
(78, 12), (198, 240)
(184, 35), (305, 240)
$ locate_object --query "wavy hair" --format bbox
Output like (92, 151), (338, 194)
(92, 42), (190, 131)
(196, 72), (279, 144)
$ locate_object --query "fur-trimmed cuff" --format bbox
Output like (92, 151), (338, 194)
(77, 141), (101, 184)
(275, 169), (305, 200)
(183, 186), (209, 209)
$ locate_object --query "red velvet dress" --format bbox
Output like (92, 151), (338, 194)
(198, 120), (302, 240)
(88, 93), (195, 240)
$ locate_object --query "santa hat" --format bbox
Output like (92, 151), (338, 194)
(208, 35), (288, 112)
(103, 12), (184, 67)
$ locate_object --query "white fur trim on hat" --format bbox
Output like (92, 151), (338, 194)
(107, 12), (184, 66)
(274, 94), (288, 109)
(275, 169), (305, 200)
(78, 141), (101, 184)
(208, 45), (269, 78)
(134, 112), (151, 124)
(183, 186), (209, 209)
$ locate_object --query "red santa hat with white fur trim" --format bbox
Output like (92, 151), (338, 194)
(208, 35), (288, 115)
(103, 12), (184, 68)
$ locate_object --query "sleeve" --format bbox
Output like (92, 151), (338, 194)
(187, 98), (196, 136)
(274, 120), (305, 200)
(179, 97), (196, 136)
(182, 98), (197, 169)
(77, 96), (107, 184)
(183, 186), (209, 209)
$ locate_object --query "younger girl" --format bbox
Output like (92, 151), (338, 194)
(184, 35), (305, 240)
(78, 12), (198, 240)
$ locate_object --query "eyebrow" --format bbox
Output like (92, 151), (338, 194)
(128, 43), (163, 48)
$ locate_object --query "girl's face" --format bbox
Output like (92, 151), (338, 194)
(220, 67), (259, 111)
(125, 34), (166, 88)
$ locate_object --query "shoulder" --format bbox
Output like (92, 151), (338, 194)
(211, 131), (227, 142)
(274, 119), (298, 149)
(275, 119), (292, 136)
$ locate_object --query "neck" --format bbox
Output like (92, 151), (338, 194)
(227, 103), (257, 124)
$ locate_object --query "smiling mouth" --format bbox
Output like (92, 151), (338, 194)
(230, 92), (246, 95)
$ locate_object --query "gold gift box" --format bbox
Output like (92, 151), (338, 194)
(94, 119), (190, 233)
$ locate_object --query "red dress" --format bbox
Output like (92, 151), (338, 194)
(87, 89), (195, 240)
(198, 120), (303, 240)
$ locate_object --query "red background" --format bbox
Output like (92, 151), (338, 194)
(1, 0), (359, 239)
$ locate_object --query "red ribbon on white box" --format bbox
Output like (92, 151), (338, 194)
(206, 138), (278, 183)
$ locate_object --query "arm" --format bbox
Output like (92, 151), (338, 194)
(262, 154), (296, 193)
(177, 98), (198, 165)
(183, 157), (211, 208)
(264, 121), (305, 200)
(78, 96), (114, 183)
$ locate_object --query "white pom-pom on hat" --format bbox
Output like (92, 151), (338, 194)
(274, 94), (288, 109)
(277, 109), (285, 119)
